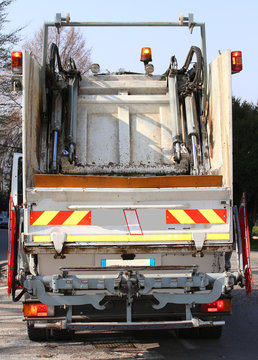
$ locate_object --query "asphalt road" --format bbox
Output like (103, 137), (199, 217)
(0, 230), (257, 359)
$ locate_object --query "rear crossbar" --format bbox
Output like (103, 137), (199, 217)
(34, 320), (225, 331)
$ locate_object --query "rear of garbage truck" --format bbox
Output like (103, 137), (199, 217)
(8, 13), (246, 341)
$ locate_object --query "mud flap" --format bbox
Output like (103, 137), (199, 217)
(239, 192), (253, 295)
(8, 194), (18, 298)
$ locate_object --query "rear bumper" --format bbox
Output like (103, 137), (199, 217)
(30, 319), (225, 331)
(24, 268), (239, 308)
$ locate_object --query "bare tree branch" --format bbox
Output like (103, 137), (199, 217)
(0, 0), (22, 195)
(23, 27), (92, 74)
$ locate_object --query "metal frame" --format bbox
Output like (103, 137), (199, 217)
(41, 13), (207, 115)
(24, 270), (237, 306)
(24, 267), (237, 328)
(32, 319), (225, 331)
(10, 153), (22, 207)
(24, 271), (236, 306)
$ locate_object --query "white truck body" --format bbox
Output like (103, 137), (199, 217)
(9, 14), (244, 340)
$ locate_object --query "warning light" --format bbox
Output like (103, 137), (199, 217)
(11, 51), (22, 74)
(23, 303), (54, 317)
(200, 299), (231, 313)
(140, 47), (152, 63)
(231, 51), (242, 74)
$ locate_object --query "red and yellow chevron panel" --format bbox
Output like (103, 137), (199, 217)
(30, 211), (91, 225)
(166, 209), (227, 224)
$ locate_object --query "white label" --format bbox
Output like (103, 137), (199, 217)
(106, 259), (151, 267)
(123, 209), (143, 235)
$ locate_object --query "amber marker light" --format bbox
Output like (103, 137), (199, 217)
(23, 303), (54, 317)
(140, 47), (152, 63)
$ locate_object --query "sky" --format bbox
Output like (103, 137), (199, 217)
(4, 0), (258, 104)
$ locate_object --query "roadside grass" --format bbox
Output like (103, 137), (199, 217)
(251, 238), (258, 251)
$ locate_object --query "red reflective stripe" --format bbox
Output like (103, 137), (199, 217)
(166, 210), (180, 224)
(77, 212), (91, 225)
(185, 210), (209, 223)
(30, 211), (44, 225)
(8, 194), (16, 296)
(30, 211), (92, 225)
(213, 209), (227, 223)
(166, 209), (227, 224)
(48, 211), (74, 225)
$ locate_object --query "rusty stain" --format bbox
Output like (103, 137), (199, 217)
(23, 244), (232, 255)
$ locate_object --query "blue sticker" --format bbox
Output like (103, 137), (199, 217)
(150, 258), (155, 266)
(101, 259), (106, 267)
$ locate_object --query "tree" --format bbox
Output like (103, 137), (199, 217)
(23, 27), (92, 74)
(0, 0), (22, 197)
(0, 0), (22, 67)
(233, 97), (258, 227)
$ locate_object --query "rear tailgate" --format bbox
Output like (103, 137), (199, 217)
(24, 181), (231, 254)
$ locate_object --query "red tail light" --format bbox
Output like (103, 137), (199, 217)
(23, 303), (54, 317)
(231, 51), (242, 74)
(201, 299), (231, 313)
(11, 51), (22, 74)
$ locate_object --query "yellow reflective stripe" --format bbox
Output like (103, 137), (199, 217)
(32, 211), (59, 226)
(199, 209), (225, 224)
(169, 210), (195, 224)
(33, 234), (192, 243)
(32, 233), (230, 243)
(33, 236), (51, 242)
(66, 234), (192, 242)
(63, 211), (89, 225)
(206, 233), (230, 240)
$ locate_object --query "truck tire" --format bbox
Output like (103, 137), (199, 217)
(176, 328), (199, 339)
(52, 329), (74, 341)
(27, 323), (49, 341)
(199, 326), (222, 339)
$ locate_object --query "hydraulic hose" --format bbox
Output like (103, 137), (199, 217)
(49, 43), (67, 75)
(178, 46), (203, 96)
(163, 46), (203, 97)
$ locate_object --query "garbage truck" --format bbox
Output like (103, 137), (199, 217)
(8, 13), (249, 341)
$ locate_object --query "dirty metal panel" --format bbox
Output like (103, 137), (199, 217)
(22, 51), (41, 190)
(79, 74), (168, 95)
(61, 74), (179, 175)
(52, 320), (222, 331)
(87, 113), (119, 165)
(26, 186), (231, 204)
(23, 243), (232, 255)
(207, 50), (232, 188)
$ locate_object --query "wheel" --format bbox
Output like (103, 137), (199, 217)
(199, 326), (223, 339)
(27, 323), (49, 342)
(52, 329), (74, 341)
(176, 327), (199, 339)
